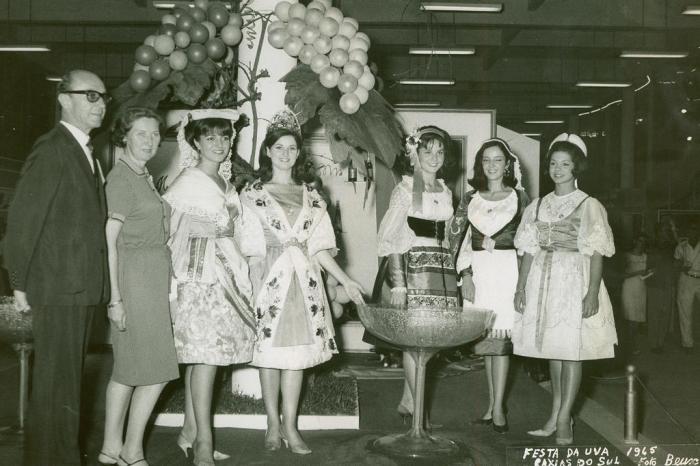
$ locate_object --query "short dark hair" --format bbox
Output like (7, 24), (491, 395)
(185, 117), (234, 150)
(111, 107), (163, 148)
(469, 139), (518, 191)
(393, 125), (456, 179)
(545, 140), (588, 177)
(256, 127), (315, 184)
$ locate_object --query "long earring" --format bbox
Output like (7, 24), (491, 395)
(504, 164), (511, 177)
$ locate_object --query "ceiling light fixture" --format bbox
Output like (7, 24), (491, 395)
(408, 47), (475, 55)
(524, 120), (565, 124)
(682, 5), (700, 15)
(522, 133), (542, 137)
(0, 45), (51, 52)
(398, 78), (455, 85)
(620, 51), (688, 58)
(393, 102), (442, 107)
(546, 104), (593, 109)
(45, 76), (62, 82)
(152, 1), (232, 8)
(420, 2), (503, 12)
(575, 81), (631, 88)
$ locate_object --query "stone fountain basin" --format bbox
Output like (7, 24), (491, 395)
(0, 298), (32, 345)
(357, 304), (494, 350)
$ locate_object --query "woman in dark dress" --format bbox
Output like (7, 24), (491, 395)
(98, 107), (179, 466)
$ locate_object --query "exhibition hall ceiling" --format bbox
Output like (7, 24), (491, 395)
(2, 0), (699, 133)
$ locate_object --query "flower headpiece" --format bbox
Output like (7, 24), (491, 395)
(481, 137), (524, 189)
(177, 108), (240, 180)
(267, 106), (302, 138)
(548, 132), (588, 157)
(403, 125), (450, 212)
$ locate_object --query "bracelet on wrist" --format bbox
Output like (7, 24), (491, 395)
(108, 300), (123, 308)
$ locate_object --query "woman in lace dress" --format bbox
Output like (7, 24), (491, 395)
(163, 110), (255, 466)
(374, 126), (458, 424)
(448, 138), (529, 434)
(239, 121), (364, 455)
(513, 133), (617, 445)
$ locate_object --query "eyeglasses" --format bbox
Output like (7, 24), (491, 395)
(61, 90), (111, 104)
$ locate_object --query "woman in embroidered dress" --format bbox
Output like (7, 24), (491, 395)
(239, 119), (365, 455)
(98, 108), (179, 466)
(448, 138), (529, 434)
(513, 133), (617, 445)
(163, 110), (255, 466)
(374, 126), (458, 425)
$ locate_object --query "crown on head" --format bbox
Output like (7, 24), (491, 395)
(268, 107), (302, 137)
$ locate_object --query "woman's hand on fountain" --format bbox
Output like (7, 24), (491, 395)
(13, 290), (31, 313)
(461, 277), (475, 303)
(108, 302), (127, 331)
(343, 280), (366, 305)
(390, 288), (407, 309)
(514, 289), (526, 313)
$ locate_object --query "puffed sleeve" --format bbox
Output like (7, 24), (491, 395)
(578, 197), (615, 257)
(104, 166), (133, 222)
(514, 199), (541, 256)
(308, 212), (337, 257)
(235, 200), (267, 261)
(377, 183), (415, 257)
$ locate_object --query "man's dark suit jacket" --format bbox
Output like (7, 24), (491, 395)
(4, 123), (108, 306)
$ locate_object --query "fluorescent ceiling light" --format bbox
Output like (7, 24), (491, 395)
(522, 133), (542, 137)
(46, 76), (62, 82)
(409, 47), (475, 55)
(524, 120), (564, 124)
(576, 81), (631, 88)
(547, 104), (593, 109)
(620, 51), (688, 58)
(152, 1), (232, 8)
(393, 102), (441, 107)
(398, 79), (455, 85)
(682, 5), (700, 14)
(420, 2), (503, 12)
(0, 45), (50, 52)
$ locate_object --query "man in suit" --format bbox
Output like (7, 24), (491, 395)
(4, 69), (109, 466)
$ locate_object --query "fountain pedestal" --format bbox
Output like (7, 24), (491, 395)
(0, 301), (33, 437)
(357, 304), (494, 460)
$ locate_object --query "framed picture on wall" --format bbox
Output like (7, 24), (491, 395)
(395, 109), (496, 205)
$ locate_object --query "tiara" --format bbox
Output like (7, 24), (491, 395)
(268, 106), (302, 137)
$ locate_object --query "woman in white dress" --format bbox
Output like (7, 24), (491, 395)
(621, 234), (650, 353)
(373, 126), (459, 425)
(163, 110), (255, 466)
(239, 113), (365, 455)
(513, 133), (617, 445)
(448, 138), (529, 434)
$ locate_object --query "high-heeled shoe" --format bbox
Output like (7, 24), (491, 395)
(264, 429), (281, 451)
(555, 419), (575, 446)
(471, 416), (493, 426)
(527, 425), (556, 437)
(397, 404), (413, 425)
(176, 434), (231, 461)
(492, 416), (509, 434)
(117, 455), (147, 466)
(97, 451), (119, 465)
(280, 427), (312, 455)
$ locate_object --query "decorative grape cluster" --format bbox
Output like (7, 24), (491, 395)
(129, 0), (243, 92)
(268, 0), (376, 115)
